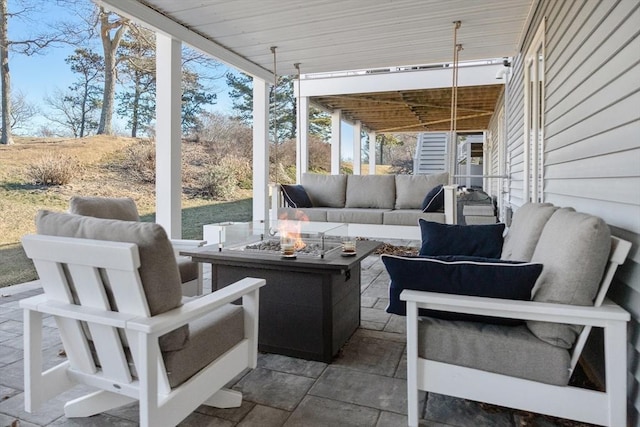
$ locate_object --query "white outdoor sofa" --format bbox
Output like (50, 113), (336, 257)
(271, 172), (458, 240)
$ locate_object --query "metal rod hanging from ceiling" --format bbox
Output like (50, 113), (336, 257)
(449, 21), (462, 184)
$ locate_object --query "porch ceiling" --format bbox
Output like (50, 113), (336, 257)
(106, 0), (534, 78)
(312, 84), (504, 133)
(103, 0), (533, 132)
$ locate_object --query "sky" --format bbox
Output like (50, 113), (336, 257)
(7, 0), (354, 156)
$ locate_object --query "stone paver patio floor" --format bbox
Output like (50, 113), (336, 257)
(1, 242), (593, 426)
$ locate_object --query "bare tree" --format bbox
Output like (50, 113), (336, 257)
(0, 0), (82, 144)
(97, 7), (129, 135)
(5, 90), (39, 131)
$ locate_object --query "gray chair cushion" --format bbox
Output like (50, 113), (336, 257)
(345, 175), (396, 209)
(394, 173), (449, 209)
(326, 208), (390, 224)
(382, 210), (445, 226)
(163, 304), (244, 388)
(527, 208), (611, 349)
(177, 256), (199, 283)
(301, 173), (347, 207)
(69, 196), (140, 221)
(35, 210), (188, 352)
(501, 203), (557, 261)
(418, 317), (571, 386)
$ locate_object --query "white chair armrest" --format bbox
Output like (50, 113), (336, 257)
(20, 294), (138, 328)
(127, 277), (266, 336)
(400, 290), (630, 326)
(21, 278), (266, 337)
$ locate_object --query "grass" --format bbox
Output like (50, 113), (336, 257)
(0, 136), (254, 289)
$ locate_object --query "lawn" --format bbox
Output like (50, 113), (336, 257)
(0, 136), (253, 289)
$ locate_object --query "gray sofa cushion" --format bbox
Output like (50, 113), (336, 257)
(327, 208), (390, 224)
(527, 208), (611, 349)
(278, 207), (330, 222)
(418, 318), (571, 386)
(345, 175), (396, 209)
(69, 196), (140, 221)
(301, 173), (347, 207)
(501, 203), (558, 261)
(382, 210), (445, 226)
(394, 173), (449, 209)
(163, 304), (244, 388)
(35, 210), (188, 352)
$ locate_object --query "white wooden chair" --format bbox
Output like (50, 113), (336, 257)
(401, 236), (631, 427)
(68, 196), (206, 296)
(20, 228), (265, 427)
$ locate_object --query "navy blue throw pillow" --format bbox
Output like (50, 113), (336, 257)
(421, 184), (444, 212)
(419, 219), (505, 258)
(382, 255), (542, 325)
(281, 184), (313, 208)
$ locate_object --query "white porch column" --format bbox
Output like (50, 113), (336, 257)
(155, 34), (182, 238)
(331, 110), (342, 174)
(296, 96), (310, 182)
(368, 131), (377, 175)
(253, 78), (270, 222)
(353, 121), (362, 175)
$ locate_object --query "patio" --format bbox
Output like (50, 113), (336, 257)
(0, 240), (592, 427)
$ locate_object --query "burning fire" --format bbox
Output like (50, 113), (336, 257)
(279, 211), (309, 250)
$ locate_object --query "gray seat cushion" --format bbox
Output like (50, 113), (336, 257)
(301, 173), (347, 207)
(527, 208), (611, 349)
(163, 304), (244, 388)
(35, 210), (188, 352)
(345, 175), (396, 209)
(326, 208), (390, 224)
(177, 256), (199, 283)
(501, 203), (557, 261)
(382, 210), (445, 226)
(394, 173), (449, 209)
(69, 196), (140, 221)
(418, 317), (571, 386)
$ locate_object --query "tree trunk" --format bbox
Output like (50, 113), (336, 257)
(0, 0), (14, 145)
(97, 8), (128, 135)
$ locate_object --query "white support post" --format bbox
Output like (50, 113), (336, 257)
(353, 121), (362, 175)
(253, 78), (270, 223)
(297, 96), (310, 182)
(368, 131), (377, 175)
(331, 110), (342, 175)
(155, 34), (182, 238)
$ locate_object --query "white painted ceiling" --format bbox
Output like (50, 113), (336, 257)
(105, 0), (535, 78)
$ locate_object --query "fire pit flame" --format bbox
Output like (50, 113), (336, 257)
(279, 211), (309, 251)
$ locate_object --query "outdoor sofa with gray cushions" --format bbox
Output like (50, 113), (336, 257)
(275, 173), (455, 230)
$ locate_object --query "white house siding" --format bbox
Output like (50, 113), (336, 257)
(505, 0), (640, 423)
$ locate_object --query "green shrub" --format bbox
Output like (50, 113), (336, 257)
(201, 161), (238, 200)
(26, 152), (80, 185)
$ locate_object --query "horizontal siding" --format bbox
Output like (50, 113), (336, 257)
(506, 1), (640, 423)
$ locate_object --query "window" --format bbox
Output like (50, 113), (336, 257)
(524, 21), (545, 203)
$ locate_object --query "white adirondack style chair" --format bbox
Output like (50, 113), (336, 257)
(402, 235), (631, 427)
(20, 228), (265, 427)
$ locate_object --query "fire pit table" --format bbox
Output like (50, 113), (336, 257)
(182, 221), (382, 362)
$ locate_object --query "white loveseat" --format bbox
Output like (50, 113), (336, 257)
(271, 172), (457, 239)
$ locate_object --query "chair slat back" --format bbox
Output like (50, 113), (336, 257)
(22, 234), (150, 385)
(569, 236), (632, 373)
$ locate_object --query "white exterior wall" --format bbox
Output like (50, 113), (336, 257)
(505, 1), (640, 422)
